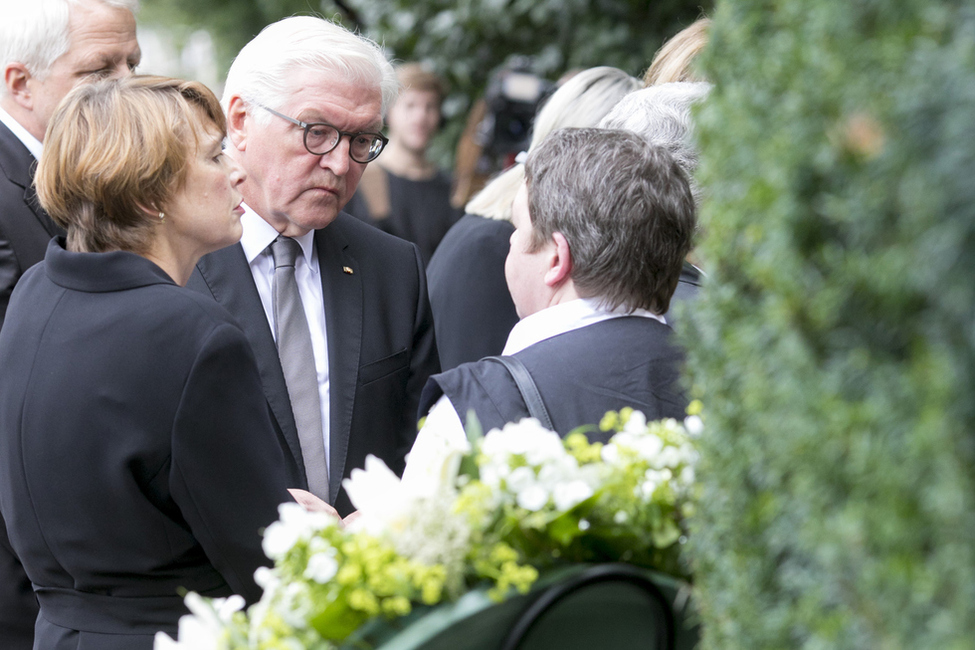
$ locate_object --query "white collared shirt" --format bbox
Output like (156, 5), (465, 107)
(239, 206), (331, 466)
(403, 298), (666, 482)
(0, 105), (43, 161)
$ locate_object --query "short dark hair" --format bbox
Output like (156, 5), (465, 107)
(524, 127), (695, 314)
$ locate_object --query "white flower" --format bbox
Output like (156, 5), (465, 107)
(153, 593), (243, 650)
(516, 484), (549, 511)
(536, 454), (580, 487)
(614, 510), (629, 524)
(623, 410), (647, 434)
(684, 414), (704, 436)
(650, 446), (682, 470)
(640, 468), (668, 498)
(262, 502), (334, 561)
(304, 551), (339, 584)
(482, 418), (564, 467)
(611, 431), (664, 463)
(505, 466), (537, 493)
(343, 455), (412, 535)
(552, 480), (594, 511)
(600, 443), (620, 466)
(478, 462), (507, 490)
(401, 405), (471, 497)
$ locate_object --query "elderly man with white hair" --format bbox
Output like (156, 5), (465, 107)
(0, 0), (140, 645)
(189, 17), (440, 518)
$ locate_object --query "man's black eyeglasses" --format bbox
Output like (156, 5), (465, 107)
(256, 103), (388, 163)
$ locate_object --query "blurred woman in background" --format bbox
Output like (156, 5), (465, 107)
(0, 76), (293, 649)
(643, 17), (711, 86)
(345, 63), (461, 265)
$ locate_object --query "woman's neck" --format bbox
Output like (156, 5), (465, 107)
(142, 234), (199, 286)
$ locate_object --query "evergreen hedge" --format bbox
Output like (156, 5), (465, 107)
(683, 1), (975, 647)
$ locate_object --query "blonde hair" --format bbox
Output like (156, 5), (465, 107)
(36, 75), (226, 253)
(396, 62), (445, 103)
(465, 66), (640, 221)
(643, 17), (711, 87)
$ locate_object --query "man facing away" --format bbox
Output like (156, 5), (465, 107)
(0, 0), (140, 645)
(410, 127), (695, 456)
(188, 17), (440, 516)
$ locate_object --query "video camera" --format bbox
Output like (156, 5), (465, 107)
(477, 56), (554, 158)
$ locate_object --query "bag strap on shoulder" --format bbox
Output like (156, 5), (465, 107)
(484, 355), (555, 432)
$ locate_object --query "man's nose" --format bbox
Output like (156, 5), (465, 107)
(110, 60), (135, 80)
(318, 136), (352, 176)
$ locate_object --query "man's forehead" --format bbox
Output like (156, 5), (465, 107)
(281, 69), (383, 127)
(64, 0), (139, 58)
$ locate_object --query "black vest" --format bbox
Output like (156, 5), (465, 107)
(419, 316), (687, 442)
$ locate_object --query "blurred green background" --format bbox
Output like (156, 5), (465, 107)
(137, 0), (712, 166)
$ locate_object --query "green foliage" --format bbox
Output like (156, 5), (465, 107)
(340, 0), (708, 156)
(140, 0), (710, 164)
(683, 1), (975, 647)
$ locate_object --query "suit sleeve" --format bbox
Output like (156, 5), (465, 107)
(403, 244), (441, 466)
(169, 322), (291, 603)
(0, 214), (20, 329)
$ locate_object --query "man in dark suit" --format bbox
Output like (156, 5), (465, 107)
(189, 17), (439, 516)
(412, 127), (695, 449)
(0, 1), (140, 645)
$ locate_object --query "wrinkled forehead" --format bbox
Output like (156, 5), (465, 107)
(279, 65), (383, 127)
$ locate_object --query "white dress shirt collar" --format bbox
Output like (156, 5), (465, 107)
(239, 204), (316, 264)
(501, 297), (666, 356)
(0, 105), (43, 161)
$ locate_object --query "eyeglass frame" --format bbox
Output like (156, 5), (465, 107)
(254, 102), (389, 163)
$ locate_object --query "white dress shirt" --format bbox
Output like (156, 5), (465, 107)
(239, 206), (331, 466)
(0, 105), (43, 160)
(404, 298), (666, 477)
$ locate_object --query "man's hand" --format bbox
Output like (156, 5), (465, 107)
(288, 489), (341, 520)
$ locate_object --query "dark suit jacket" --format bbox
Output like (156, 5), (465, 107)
(0, 119), (61, 650)
(189, 212), (440, 515)
(0, 240), (292, 649)
(0, 120), (63, 329)
(426, 214), (519, 371)
(421, 317), (688, 440)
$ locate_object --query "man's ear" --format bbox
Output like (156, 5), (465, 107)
(544, 231), (573, 287)
(3, 63), (33, 110)
(226, 95), (248, 151)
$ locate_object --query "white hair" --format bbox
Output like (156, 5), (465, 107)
(0, 0), (138, 92)
(222, 16), (398, 124)
(466, 66), (641, 221)
(597, 82), (711, 190)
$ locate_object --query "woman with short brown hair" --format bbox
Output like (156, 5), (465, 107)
(0, 76), (293, 649)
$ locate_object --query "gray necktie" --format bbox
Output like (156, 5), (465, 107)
(270, 236), (329, 502)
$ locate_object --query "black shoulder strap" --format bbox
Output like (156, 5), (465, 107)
(484, 355), (555, 432)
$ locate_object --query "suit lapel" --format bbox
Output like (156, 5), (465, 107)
(195, 244), (306, 485)
(0, 123), (62, 238)
(315, 224), (362, 500)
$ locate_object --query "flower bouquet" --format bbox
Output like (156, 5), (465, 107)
(155, 406), (702, 649)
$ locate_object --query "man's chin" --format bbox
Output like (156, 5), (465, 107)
(287, 210), (340, 234)
(289, 195), (345, 230)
